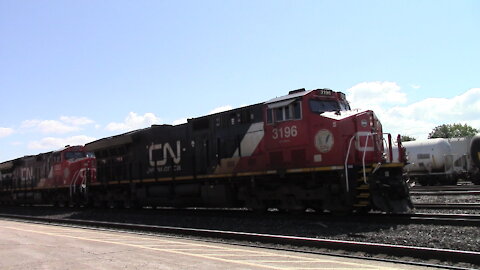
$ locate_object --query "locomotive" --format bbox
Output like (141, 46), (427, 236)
(402, 135), (480, 185)
(0, 88), (412, 213)
(0, 145), (95, 205)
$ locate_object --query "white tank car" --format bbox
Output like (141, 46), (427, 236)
(403, 138), (453, 173)
(449, 137), (471, 172)
(402, 136), (480, 185)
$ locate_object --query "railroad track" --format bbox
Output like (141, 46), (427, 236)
(414, 203), (480, 210)
(0, 213), (478, 267)
(411, 185), (480, 192)
(410, 190), (480, 196)
(1, 205), (479, 226)
(376, 212), (480, 226)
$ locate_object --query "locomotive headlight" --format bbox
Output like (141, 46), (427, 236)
(361, 119), (368, 127)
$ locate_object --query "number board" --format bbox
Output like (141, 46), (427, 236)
(317, 89), (333, 96)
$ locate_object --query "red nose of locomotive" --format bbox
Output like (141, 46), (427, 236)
(63, 147), (96, 185)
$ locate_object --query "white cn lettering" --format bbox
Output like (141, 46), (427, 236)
(21, 167), (33, 181)
(149, 141), (181, 167)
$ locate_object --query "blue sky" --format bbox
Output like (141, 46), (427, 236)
(1, 0), (479, 161)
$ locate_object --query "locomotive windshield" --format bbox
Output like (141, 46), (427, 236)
(309, 99), (345, 113)
(64, 151), (86, 161)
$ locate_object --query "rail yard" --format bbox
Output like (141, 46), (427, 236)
(1, 88), (479, 269)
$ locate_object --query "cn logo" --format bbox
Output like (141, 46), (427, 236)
(149, 141), (181, 166)
(20, 167), (33, 181)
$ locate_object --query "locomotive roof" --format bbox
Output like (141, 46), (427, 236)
(85, 129), (137, 152)
(0, 160), (14, 170)
(265, 90), (314, 104)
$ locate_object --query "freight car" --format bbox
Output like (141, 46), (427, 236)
(402, 135), (480, 185)
(0, 88), (413, 213)
(0, 146), (95, 205)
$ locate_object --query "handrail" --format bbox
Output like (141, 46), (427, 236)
(344, 135), (357, 193)
(344, 132), (383, 190)
(69, 169), (83, 198)
(69, 170), (78, 197)
(81, 168), (90, 199)
(361, 133), (374, 184)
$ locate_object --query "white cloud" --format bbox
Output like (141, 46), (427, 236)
(20, 116), (95, 134)
(0, 127), (14, 138)
(209, 105), (233, 115)
(28, 135), (96, 150)
(347, 81), (407, 109)
(22, 119), (80, 134)
(355, 86), (480, 139)
(105, 112), (161, 132)
(59, 116), (94, 126)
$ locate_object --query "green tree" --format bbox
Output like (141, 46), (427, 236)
(428, 123), (479, 139)
(401, 135), (416, 142)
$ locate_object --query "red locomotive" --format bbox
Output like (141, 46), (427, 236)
(1, 88), (412, 213)
(0, 145), (95, 206)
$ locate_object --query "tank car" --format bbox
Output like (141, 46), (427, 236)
(402, 136), (480, 185)
(470, 135), (480, 184)
(82, 88), (412, 213)
(0, 146), (96, 205)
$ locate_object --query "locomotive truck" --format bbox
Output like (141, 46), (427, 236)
(0, 88), (413, 213)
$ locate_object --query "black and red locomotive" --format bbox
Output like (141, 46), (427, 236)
(0, 88), (412, 213)
(0, 145), (95, 205)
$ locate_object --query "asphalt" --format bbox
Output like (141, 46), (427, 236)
(0, 219), (444, 270)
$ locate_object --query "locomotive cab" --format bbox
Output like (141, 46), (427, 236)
(264, 88), (386, 169)
(263, 88), (411, 213)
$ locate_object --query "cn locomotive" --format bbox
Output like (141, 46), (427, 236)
(0, 145), (95, 205)
(0, 88), (413, 213)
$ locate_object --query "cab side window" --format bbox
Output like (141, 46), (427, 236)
(266, 101), (301, 124)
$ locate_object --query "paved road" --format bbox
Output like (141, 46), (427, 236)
(0, 219), (441, 269)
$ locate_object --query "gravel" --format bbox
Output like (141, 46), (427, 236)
(412, 195), (480, 204)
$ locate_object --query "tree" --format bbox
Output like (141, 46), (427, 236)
(401, 135), (416, 142)
(428, 123), (479, 139)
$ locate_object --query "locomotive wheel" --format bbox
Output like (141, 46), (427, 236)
(473, 176), (480, 185)
(122, 198), (141, 209)
(246, 196), (267, 212)
(279, 195), (305, 213)
(107, 199), (120, 209)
